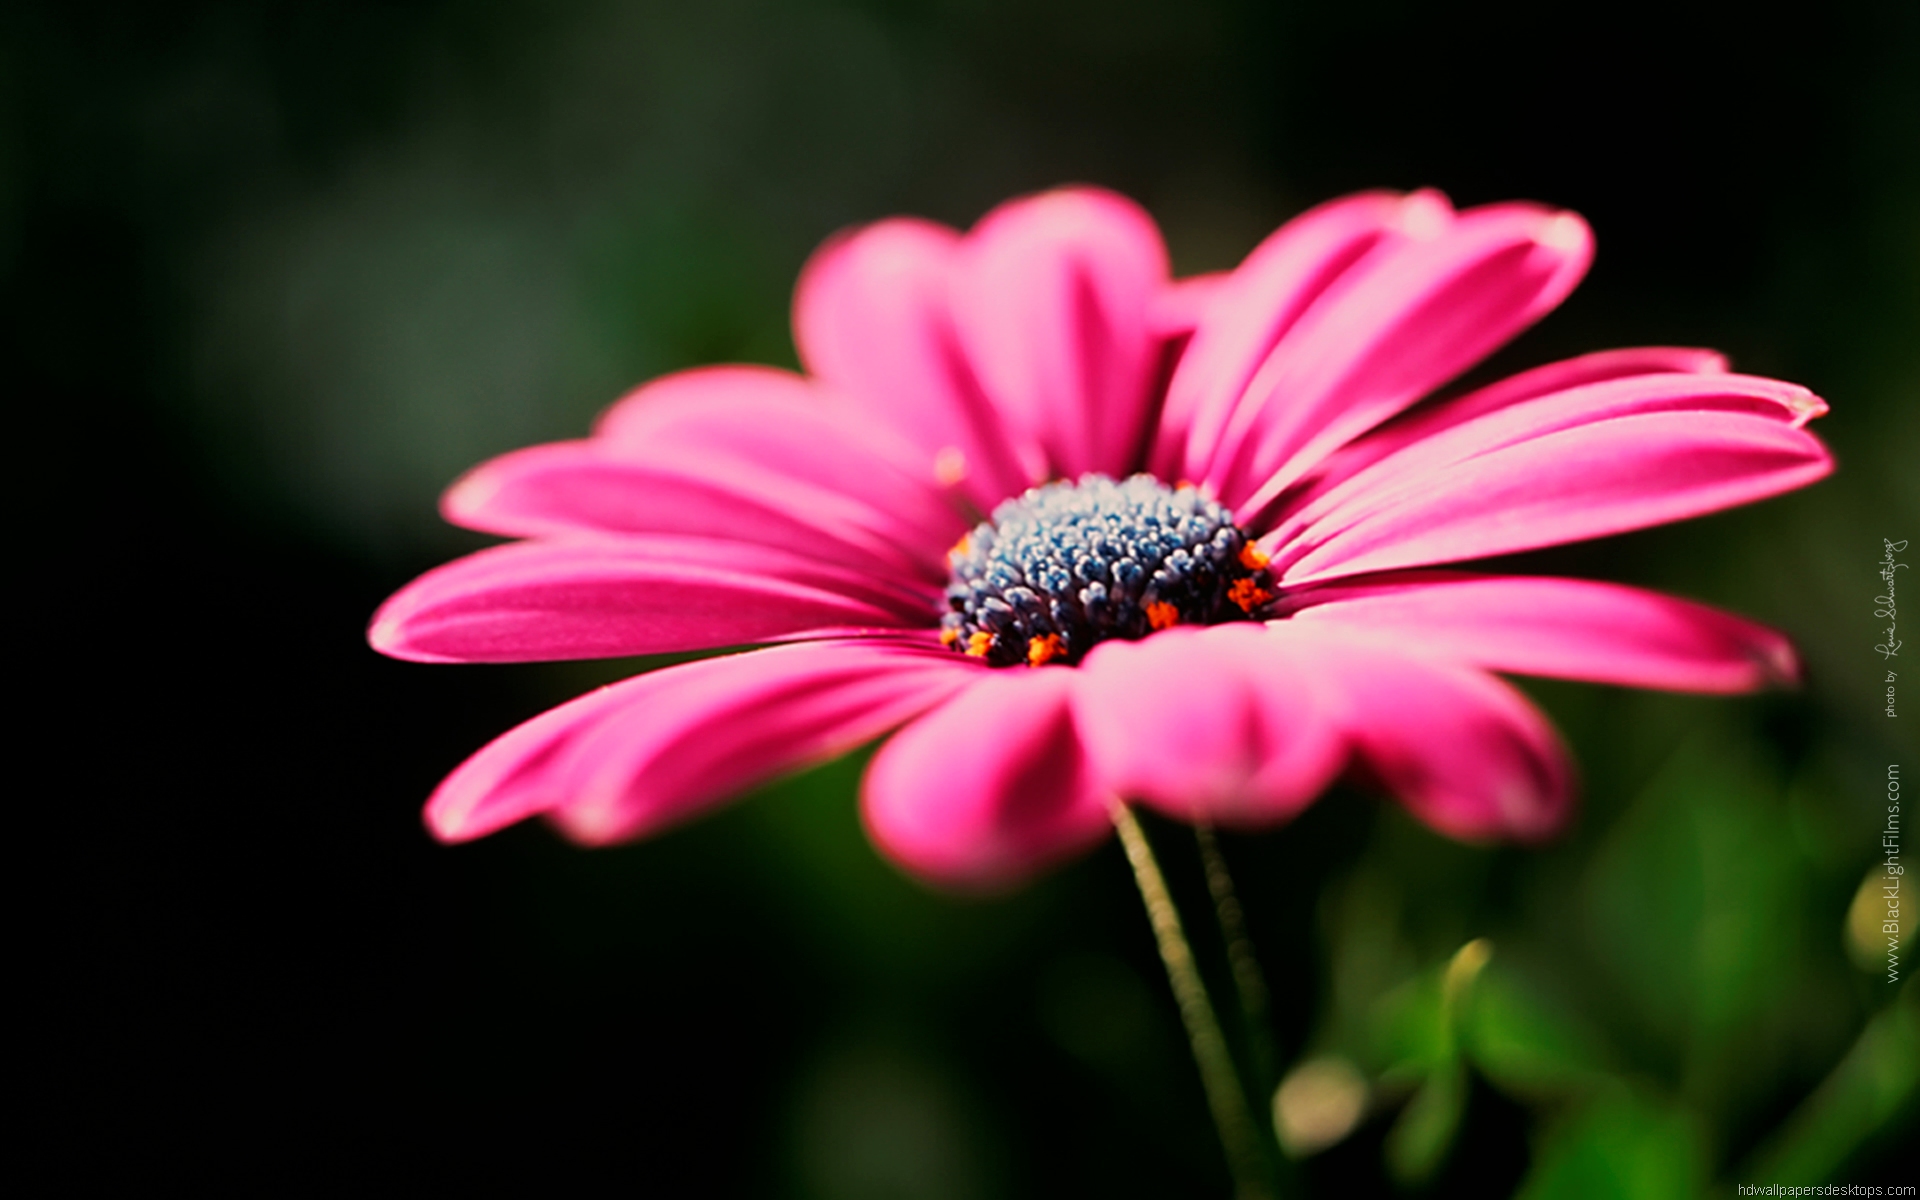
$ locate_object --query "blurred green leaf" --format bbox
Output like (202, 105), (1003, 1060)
(1516, 1086), (1708, 1200)
(1385, 1059), (1467, 1187)
(1741, 993), (1920, 1182)
(1464, 967), (1611, 1100)
(1371, 941), (1498, 1184)
(1372, 969), (1451, 1078)
(1582, 731), (1808, 1097)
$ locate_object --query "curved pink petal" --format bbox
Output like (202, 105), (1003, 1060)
(368, 536), (930, 664)
(1152, 271), (1229, 338)
(593, 365), (958, 497)
(545, 640), (979, 845)
(422, 676), (650, 841)
(1208, 200), (1594, 511)
(1154, 190), (1412, 480)
(592, 362), (821, 441)
(950, 188), (1170, 479)
(1279, 572), (1798, 693)
(1072, 625), (1345, 826)
(445, 367), (964, 584)
(443, 443), (955, 585)
(424, 640), (975, 843)
(1288, 346), (1733, 506)
(862, 668), (1112, 890)
(1284, 625), (1573, 841)
(1271, 371), (1825, 540)
(792, 217), (1035, 508)
(1264, 374), (1833, 584)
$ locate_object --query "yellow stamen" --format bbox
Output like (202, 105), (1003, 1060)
(939, 627), (960, 648)
(950, 533), (972, 559)
(1146, 600), (1180, 631)
(1228, 578), (1273, 613)
(1027, 633), (1065, 666)
(1237, 542), (1271, 571)
(965, 631), (995, 658)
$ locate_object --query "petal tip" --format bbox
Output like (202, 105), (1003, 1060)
(440, 468), (499, 524)
(421, 801), (472, 844)
(1535, 211), (1590, 254)
(1759, 637), (1804, 689)
(423, 776), (517, 843)
(368, 604), (463, 664)
(367, 611), (407, 658)
(546, 800), (630, 847)
(1781, 385), (1831, 428)
(1394, 189), (1453, 240)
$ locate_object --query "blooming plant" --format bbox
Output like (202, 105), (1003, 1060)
(371, 186), (1828, 883)
(370, 187), (1830, 1190)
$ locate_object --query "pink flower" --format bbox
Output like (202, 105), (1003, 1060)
(369, 187), (1831, 889)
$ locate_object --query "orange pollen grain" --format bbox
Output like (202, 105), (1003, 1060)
(965, 631), (996, 658)
(949, 533), (972, 559)
(1228, 578), (1274, 613)
(1238, 542), (1271, 571)
(939, 627), (960, 648)
(1145, 601), (1180, 631)
(1027, 633), (1065, 666)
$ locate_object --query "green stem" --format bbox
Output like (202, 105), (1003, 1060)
(1195, 823), (1278, 1092)
(1112, 804), (1274, 1200)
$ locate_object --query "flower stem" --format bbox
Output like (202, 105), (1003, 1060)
(1111, 804), (1275, 1200)
(1195, 823), (1277, 1093)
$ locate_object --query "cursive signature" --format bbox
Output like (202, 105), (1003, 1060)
(1879, 539), (1908, 661)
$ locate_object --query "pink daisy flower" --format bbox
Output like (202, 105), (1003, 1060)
(369, 187), (1831, 890)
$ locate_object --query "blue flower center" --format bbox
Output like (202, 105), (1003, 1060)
(940, 474), (1277, 667)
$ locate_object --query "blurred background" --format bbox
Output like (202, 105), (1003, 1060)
(14, 0), (1917, 1194)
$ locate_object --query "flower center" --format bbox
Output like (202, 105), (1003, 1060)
(940, 474), (1277, 667)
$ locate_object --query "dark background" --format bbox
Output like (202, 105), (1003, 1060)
(14, 0), (1916, 1194)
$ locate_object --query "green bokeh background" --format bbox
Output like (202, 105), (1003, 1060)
(16, 0), (1916, 1194)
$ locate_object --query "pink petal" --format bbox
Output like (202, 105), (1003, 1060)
(424, 640), (975, 843)
(546, 641), (979, 845)
(792, 217), (1036, 508)
(445, 366), (965, 584)
(1279, 572), (1799, 693)
(1265, 373), (1832, 584)
(1072, 625), (1345, 826)
(861, 668), (1112, 891)
(1155, 190), (1411, 481)
(422, 677), (648, 841)
(1290, 626), (1573, 841)
(949, 188), (1171, 478)
(368, 536), (931, 664)
(1151, 271), (1230, 338)
(593, 363), (823, 442)
(594, 364), (958, 500)
(1210, 199), (1595, 511)
(1289, 346), (1733, 505)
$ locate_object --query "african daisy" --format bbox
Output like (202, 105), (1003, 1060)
(370, 186), (1830, 889)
